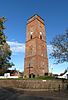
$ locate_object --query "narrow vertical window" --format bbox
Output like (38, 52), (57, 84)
(31, 35), (32, 39)
(40, 35), (42, 39)
(40, 32), (42, 40)
(30, 31), (33, 39)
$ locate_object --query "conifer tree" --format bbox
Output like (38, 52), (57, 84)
(0, 17), (14, 74)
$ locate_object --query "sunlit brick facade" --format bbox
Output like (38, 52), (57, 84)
(24, 15), (48, 78)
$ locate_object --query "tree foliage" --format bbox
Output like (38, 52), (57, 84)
(50, 30), (68, 64)
(0, 17), (14, 73)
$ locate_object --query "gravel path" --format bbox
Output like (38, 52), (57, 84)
(0, 88), (68, 100)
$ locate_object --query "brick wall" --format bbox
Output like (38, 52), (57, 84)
(24, 15), (48, 78)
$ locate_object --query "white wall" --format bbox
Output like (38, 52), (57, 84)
(0, 73), (19, 79)
(58, 72), (68, 79)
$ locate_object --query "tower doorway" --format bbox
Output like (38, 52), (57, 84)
(29, 73), (35, 78)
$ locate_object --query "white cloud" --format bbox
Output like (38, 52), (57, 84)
(7, 41), (25, 53)
(7, 41), (52, 55)
(7, 41), (67, 74)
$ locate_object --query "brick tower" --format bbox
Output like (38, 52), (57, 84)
(24, 15), (48, 78)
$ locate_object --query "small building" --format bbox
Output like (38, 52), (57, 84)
(6, 70), (18, 76)
(3, 70), (23, 78)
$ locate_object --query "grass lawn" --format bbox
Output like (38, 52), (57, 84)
(23, 76), (57, 80)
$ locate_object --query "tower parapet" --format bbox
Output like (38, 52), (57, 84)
(27, 14), (44, 25)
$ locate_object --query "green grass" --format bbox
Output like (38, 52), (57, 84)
(36, 76), (56, 80)
(0, 78), (21, 80)
(23, 76), (56, 80)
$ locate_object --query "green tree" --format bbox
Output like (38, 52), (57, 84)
(50, 29), (68, 64)
(0, 17), (14, 74)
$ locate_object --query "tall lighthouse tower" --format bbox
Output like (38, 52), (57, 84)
(24, 15), (48, 78)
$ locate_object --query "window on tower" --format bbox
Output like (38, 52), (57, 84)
(31, 35), (32, 39)
(40, 32), (42, 40)
(40, 35), (42, 39)
(30, 31), (33, 39)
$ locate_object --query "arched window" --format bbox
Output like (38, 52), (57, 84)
(40, 32), (42, 40)
(40, 35), (42, 39)
(30, 31), (33, 39)
(31, 35), (32, 39)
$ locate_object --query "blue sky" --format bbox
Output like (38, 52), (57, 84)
(0, 0), (68, 74)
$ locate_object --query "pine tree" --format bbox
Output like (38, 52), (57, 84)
(0, 17), (14, 74)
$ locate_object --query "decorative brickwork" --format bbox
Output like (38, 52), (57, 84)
(24, 15), (48, 78)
